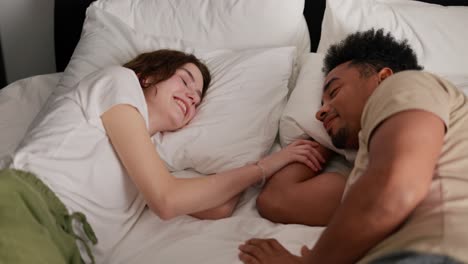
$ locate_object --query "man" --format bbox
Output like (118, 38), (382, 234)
(239, 28), (468, 263)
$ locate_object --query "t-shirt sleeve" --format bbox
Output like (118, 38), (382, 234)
(73, 66), (149, 131)
(361, 71), (450, 147)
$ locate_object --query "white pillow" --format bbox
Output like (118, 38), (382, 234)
(92, 0), (310, 54)
(444, 75), (468, 95)
(280, 53), (468, 164)
(155, 48), (293, 173)
(58, 6), (295, 174)
(59, 6), (196, 90)
(317, 0), (468, 76)
(280, 53), (356, 161)
(0, 73), (60, 168)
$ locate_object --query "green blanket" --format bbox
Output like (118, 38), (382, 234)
(0, 169), (97, 264)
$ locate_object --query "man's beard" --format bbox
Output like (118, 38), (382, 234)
(331, 127), (349, 149)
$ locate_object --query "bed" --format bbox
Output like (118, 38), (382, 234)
(1, 0), (468, 263)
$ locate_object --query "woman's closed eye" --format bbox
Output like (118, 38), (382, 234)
(180, 75), (196, 91)
(180, 76), (188, 87)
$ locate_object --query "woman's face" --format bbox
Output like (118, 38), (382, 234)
(144, 62), (204, 133)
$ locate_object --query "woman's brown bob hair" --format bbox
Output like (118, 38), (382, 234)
(123, 49), (211, 99)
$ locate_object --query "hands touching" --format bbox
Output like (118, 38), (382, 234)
(258, 139), (327, 181)
(238, 140), (325, 263)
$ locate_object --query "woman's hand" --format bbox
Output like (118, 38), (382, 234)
(259, 139), (326, 179)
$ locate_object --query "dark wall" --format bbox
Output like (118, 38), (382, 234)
(418, 0), (468, 4)
(0, 35), (6, 88)
(54, 0), (95, 72)
(303, 0), (326, 52)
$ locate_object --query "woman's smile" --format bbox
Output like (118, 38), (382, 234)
(174, 97), (188, 117)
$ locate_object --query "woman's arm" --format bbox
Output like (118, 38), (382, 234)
(102, 105), (324, 220)
(190, 194), (241, 220)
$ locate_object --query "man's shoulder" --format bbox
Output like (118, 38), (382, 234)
(367, 70), (451, 108)
(360, 70), (452, 146)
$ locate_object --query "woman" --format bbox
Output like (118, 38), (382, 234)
(5, 49), (324, 263)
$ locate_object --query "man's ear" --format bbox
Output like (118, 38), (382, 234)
(378, 67), (393, 84)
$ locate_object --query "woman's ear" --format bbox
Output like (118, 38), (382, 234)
(378, 67), (394, 84)
(139, 77), (150, 88)
(140, 75), (157, 89)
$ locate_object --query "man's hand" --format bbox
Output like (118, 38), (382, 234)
(238, 239), (310, 264)
(259, 140), (327, 179)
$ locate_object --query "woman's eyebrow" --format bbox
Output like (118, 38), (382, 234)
(181, 67), (202, 98)
(181, 68), (195, 82)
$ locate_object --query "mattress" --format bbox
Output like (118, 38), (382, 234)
(2, 72), (467, 263)
(0, 73), (325, 263)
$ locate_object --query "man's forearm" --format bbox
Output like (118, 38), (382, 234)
(305, 171), (417, 263)
(302, 111), (441, 263)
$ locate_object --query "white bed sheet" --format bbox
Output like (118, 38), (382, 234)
(0, 73), (60, 168)
(2, 71), (468, 263)
(0, 73), (325, 263)
(109, 181), (324, 264)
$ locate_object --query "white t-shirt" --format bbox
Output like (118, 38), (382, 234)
(11, 66), (149, 262)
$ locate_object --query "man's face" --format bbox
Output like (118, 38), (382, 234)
(315, 62), (380, 150)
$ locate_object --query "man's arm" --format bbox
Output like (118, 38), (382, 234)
(257, 139), (345, 226)
(257, 162), (345, 226)
(304, 110), (445, 263)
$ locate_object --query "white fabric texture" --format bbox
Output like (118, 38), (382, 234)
(11, 67), (148, 262)
(280, 53), (356, 161)
(2, 74), (328, 264)
(317, 0), (468, 76)
(58, 5), (295, 174)
(155, 48), (294, 173)
(0, 73), (60, 168)
(58, 6), (196, 90)
(3, 72), (467, 263)
(92, 0), (310, 54)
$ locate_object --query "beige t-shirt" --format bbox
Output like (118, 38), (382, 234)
(345, 71), (468, 263)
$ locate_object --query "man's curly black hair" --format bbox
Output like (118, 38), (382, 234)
(323, 28), (423, 76)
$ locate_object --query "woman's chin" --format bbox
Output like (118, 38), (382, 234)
(171, 121), (187, 131)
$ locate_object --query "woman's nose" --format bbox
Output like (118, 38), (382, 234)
(187, 91), (200, 105)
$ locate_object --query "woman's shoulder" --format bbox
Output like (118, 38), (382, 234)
(76, 65), (140, 92)
(95, 65), (137, 82)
